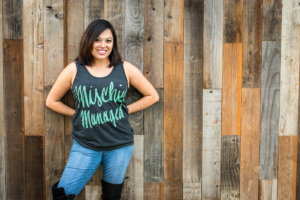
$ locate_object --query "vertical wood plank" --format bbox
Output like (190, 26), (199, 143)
(144, 0), (164, 88)
(240, 88), (261, 200)
(3, 0), (22, 39)
(23, 0), (44, 136)
(202, 89), (222, 200)
(242, 0), (262, 88)
(297, 87), (300, 200)
(4, 39), (24, 200)
(0, 136), (5, 200)
(164, 43), (183, 200)
(223, 0), (243, 43)
(144, 182), (163, 200)
(259, 179), (277, 200)
(83, 0), (104, 30)
(44, 1), (65, 199)
(0, 0), (4, 136)
(183, 0), (203, 185)
(221, 135), (240, 200)
(279, 0), (300, 136)
(203, 0), (223, 89)
(25, 136), (44, 199)
(278, 136), (298, 200)
(222, 43), (242, 136)
(259, 42), (280, 180)
(183, 183), (201, 200)
(85, 185), (102, 200)
(262, 0), (282, 41)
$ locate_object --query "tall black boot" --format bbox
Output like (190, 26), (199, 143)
(52, 181), (76, 200)
(101, 179), (124, 200)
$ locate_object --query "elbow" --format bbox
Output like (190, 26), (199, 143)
(153, 93), (159, 103)
(45, 96), (53, 108)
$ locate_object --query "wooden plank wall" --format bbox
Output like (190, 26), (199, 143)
(1, 0), (300, 199)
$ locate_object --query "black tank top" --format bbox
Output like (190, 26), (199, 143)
(70, 60), (134, 151)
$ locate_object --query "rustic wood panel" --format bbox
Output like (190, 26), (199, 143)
(164, 0), (184, 43)
(83, 0), (104, 29)
(85, 185), (101, 200)
(144, 0), (163, 88)
(279, 0), (300, 136)
(203, 0), (223, 89)
(222, 43), (242, 135)
(240, 88), (261, 200)
(259, 179), (277, 200)
(183, 0), (203, 184)
(44, 1), (65, 199)
(262, 0), (282, 41)
(259, 41), (280, 180)
(202, 89), (221, 200)
(183, 183), (201, 200)
(4, 39), (24, 200)
(164, 43), (184, 200)
(144, 89), (163, 182)
(221, 135), (240, 200)
(25, 136), (44, 199)
(278, 136), (298, 200)
(297, 88), (300, 200)
(223, 0), (243, 43)
(144, 182), (163, 200)
(3, 0), (22, 39)
(242, 0), (262, 88)
(0, 136), (5, 200)
(23, 0), (44, 136)
(0, 0), (4, 136)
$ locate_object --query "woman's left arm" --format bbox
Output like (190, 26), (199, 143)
(124, 61), (159, 114)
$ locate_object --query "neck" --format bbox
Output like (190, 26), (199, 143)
(92, 58), (110, 68)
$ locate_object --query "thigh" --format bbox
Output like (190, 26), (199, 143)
(58, 140), (103, 195)
(101, 145), (134, 184)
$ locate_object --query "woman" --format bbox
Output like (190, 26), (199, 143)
(46, 19), (159, 200)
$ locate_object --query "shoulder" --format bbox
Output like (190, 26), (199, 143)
(122, 60), (142, 75)
(60, 61), (77, 86)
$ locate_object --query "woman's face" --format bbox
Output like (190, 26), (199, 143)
(91, 29), (114, 61)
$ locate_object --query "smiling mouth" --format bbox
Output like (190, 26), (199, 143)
(97, 50), (107, 55)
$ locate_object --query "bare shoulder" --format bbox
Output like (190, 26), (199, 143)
(64, 61), (77, 86)
(123, 60), (142, 76)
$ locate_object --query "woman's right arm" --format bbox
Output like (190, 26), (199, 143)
(45, 62), (77, 117)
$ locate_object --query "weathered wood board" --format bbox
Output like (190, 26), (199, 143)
(144, 182), (163, 200)
(3, 0), (22, 39)
(183, 182), (201, 200)
(85, 185), (102, 200)
(84, 0), (104, 30)
(262, 0), (282, 41)
(0, 0), (4, 136)
(0, 136), (5, 200)
(259, 179), (277, 200)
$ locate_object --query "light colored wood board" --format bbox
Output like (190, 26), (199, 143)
(144, 0), (164, 88)
(183, 0), (203, 184)
(298, 88), (300, 200)
(183, 182), (201, 200)
(222, 43), (242, 135)
(242, 0), (263, 88)
(221, 135), (240, 200)
(259, 179), (277, 200)
(223, 0), (243, 43)
(85, 185), (101, 200)
(240, 88), (261, 200)
(103, 0), (125, 58)
(164, 0), (184, 43)
(259, 42), (280, 179)
(0, 136), (5, 200)
(122, 135), (144, 200)
(2, 0), (22, 39)
(44, 1), (65, 199)
(279, 0), (300, 136)
(144, 89), (163, 182)
(163, 43), (184, 200)
(144, 182), (163, 200)
(83, 0), (104, 30)
(262, 0), (282, 41)
(278, 136), (297, 200)
(0, 0), (4, 136)
(23, 0), (44, 136)
(203, 0), (223, 89)
(202, 89), (221, 200)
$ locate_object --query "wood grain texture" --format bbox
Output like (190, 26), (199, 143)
(223, 0), (243, 43)
(297, 87), (300, 200)
(259, 179), (277, 200)
(242, 0), (262, 88)
(164, 43), (183, 200)
(85, 185), (102, 200)
(44, 1), (65, 199)
(259, 42), (280, 180)
(144, 89), (163, 182)
(183, 0), (203, 184)
(144, 0), (164, 88)
(0, 136), (5, 200)
(144, 182), (163, 200)
(202, 89), (222, 200)
(240, 88), (261, 200)
(25, 136), (44, 199)
(4, 39), (24, 200)
(164, 0), (184, 43)
(203, 0), (223, 89)
(3, 0), (22, 39)
(23, 0), (44, 136)
(278, 136), (298, 200)
(221, 135), (240, 200)
(222, 43), (242, 135)
(262, 0), (282, 41)
(0, 0), (4, 136)
(83, 0), (104, 29)
(279, 0), (300, 136)
(183, 183), (201, 200)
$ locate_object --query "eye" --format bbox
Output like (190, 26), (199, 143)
(106, 39), (112, 43)
(95, 38), (101, 42)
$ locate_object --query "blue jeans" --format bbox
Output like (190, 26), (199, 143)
(57, 139), (134, 196)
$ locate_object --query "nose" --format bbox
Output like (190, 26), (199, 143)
(100, 41), (105, 47)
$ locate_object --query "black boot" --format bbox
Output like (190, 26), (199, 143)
(52, 181), (76, 200)
(101, 179), (124, 200)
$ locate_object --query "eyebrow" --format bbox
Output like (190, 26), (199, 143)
(97, 37), (112, 39)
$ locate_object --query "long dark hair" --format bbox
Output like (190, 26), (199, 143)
(76, 19), (122, 67)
